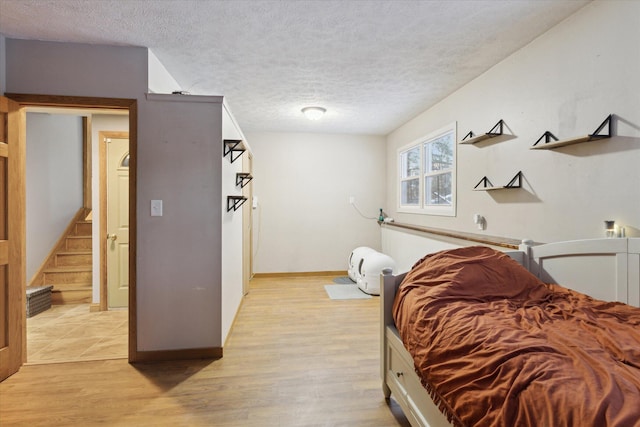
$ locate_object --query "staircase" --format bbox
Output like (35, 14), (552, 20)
(30, 211), (93, 305)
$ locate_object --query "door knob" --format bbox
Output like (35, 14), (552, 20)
(107, 233), (118, 241)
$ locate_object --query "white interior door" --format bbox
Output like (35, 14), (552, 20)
(106, 137), (129, 308)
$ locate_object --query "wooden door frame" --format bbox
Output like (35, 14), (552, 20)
(6, 93), (138, 363)
(0, 97), (25, 380)
(83, 116), (92, 210)
(99, 131), (129, 311)
(242, 151), (253, 296)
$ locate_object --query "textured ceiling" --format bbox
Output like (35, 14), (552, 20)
(0, 0), (590, 135)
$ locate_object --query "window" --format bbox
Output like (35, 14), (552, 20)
(120, 153), (130, 168)
(398, 122), (456, 216)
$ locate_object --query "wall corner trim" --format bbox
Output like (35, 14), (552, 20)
(145, 93), (224, 104)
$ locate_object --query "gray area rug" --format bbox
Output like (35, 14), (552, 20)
(333, 276), (355, 284)
(324, 284), (372, 300)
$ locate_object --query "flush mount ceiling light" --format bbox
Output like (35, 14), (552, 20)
(301, 106), (326, 121)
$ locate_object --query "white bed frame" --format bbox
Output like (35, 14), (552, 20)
(381, 238), (640, 427)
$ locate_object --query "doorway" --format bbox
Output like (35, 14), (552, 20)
(24, 111), (130, 364)
(3, 94), (138, 376)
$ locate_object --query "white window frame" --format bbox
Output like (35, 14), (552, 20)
(397, 122), (457, 216)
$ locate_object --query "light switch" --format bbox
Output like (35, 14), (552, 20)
(151, 200), (163, 217)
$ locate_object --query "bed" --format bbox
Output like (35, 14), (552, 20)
(381, 238), (640, 427)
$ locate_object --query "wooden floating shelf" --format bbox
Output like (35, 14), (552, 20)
(475, 186), (518, 192)
(460, 120), (505, 145)
(530, 135), (596, 150)
(473, 171), (522, 191)
(0, 142), (8, 158)
(460, 134), (494, 145)
(531, 114), (612, 150)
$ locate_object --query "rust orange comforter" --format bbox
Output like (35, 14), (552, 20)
(393, 246), (640, 427)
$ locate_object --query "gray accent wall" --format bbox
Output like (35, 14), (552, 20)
(5, 39), (228, 352)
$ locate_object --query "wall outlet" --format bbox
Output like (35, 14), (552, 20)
(349, 196), (355, 204)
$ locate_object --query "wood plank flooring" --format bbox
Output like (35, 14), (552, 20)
(0, 275), (410, 426)
(26, 304), (127, 364)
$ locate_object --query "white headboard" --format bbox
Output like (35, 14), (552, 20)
(628, 239), (640, 307)
(526, 238), (640, 307)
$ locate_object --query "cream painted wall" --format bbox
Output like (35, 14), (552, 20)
(245, 131), (386, 273)
(25, 113), (83, 282)
(386, 0), (640, 246)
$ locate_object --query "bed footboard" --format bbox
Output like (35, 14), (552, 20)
(381, 268), (452, 427)
(381, 268), (402, 399)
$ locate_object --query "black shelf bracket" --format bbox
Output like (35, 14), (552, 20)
(236, 172), (253, 188)
(486, 119), (504, 137)
(223, 139), (246, 163)
(504, 171), (522, 188)
(588, 114), (612, 140)
(533, 131), (559, 147)
(474, 176), (494, 189)
(462, 131), (475, 141)
(227, 195), (247, 212)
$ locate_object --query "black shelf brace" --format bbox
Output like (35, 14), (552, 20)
(462, 131), (475, 141)
(236, 172), (253, 188)
(588, 114), (613, 140)
(486, 119), (504, 137)
(533, 131), (559, 147)
(227, 196), (248, 212)
(504, 171), (522, 188)
(474, 176), (494, 190)
(474, 171), (522, 190)
(223, 139), (246, 163)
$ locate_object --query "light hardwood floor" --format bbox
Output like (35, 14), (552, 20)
(27, 304), (127, 364)
(1, 275), (410, 426)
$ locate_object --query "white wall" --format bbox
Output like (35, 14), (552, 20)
(26, 113), (83, 282)
(221, 104), (247, 344)
(148, 49), (181, 94)
(90, 114), (129, 303)
(245, 131), (386, 273)
(386, 0), (640, 245)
